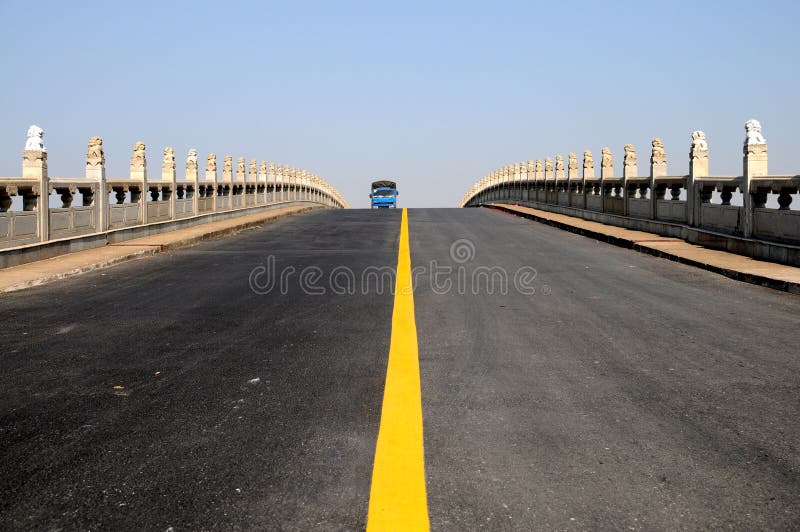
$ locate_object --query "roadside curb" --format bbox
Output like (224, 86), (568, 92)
(0, 206), (319, 294)
(487, 203), (800, 295)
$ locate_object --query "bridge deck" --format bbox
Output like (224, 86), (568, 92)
(1, 208), (798, 529)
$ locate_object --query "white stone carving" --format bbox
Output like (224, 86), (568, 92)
(583, 150), (594, 169)
(691, 130), (708, 158)
(601, 147), (613, 168)
(650, 138), (666, 165)
(624, 144), (637, 167)
(25, 125), (46, 152)
(744, 119), (766, 146)
(87, 136), (104, 167)
(163, 147), (175, 171)
(131, 141), (146, 168)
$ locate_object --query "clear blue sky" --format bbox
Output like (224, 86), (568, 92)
(1, 0), (798, 208)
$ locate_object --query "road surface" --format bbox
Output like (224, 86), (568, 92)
(1, 208), (798, 529)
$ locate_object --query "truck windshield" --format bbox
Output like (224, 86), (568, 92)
(373, 190), (394, 197)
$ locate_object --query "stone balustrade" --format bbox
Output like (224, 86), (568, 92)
(0, 126), (348, 262)
(459, 120), (800, 265)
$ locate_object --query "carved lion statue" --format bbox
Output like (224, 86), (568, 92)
(624, 144), (637, 166)
(583, 150), (594, 168)
(744, 119), (766, 145)
(545, 158), (553, 172)
(651, 138), (666, 164)
(223, 156), (233, 173)
(163, 147), (175, 166)
(87, 136), (104, 166)
(555, 155), (564, 171)
(131, 141), (146, 165)
(206, 153), (217, 172)
(601, 147), (613, 168)
(691, 130), (708, 152)
(25, 125), (46, 151)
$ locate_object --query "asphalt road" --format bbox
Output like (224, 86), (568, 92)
(1, 207), (799, 530)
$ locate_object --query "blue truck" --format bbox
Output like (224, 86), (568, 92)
(370, 180), (398, 209)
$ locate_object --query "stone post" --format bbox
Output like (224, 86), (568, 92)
(743, 119), (768, 238)
(525, 160), (533, 201)
(600, 147), (613, 212)
(567, 153), (578, 206)
(186, 149), (198, 215)
(130, 141), (147, 180)
(258, 161), (267, 204)
(248, 159), (257, 182)
(687, 131), (709, 226)
(276, 164), (284, 202)
(205, 153), (218, 181)
(223, 155), (233, 182)
(600, 147), (613, 179)
(623, 144), (637, 216)
(555, 155), (566, 198)
(162, 147), (176, 219)
(649, 139), (667, 178)
(185, 149), (198, 180)
(291, 167), (298, 202)
(236, 157), (245, 182)
(649, 139), (667, 221)
(86, 135), (107, 231)
(295, 168), (301, 202)
(222, 155), (233, 209)
(544, 158), (554, 203)
(583, 150), (595, 179)
(582, 151), (594, 210)
(128, 141), (146, 220)
(22, 125), (49, 241)
(534, 160), (543, 202)
(236, 157), (245, 202)
(268, 162), (276, 203)
(162, 147), (176, 181)
(246, 159), (255, 203)
(205, 153), (218, 213)
(623, 144), (638, 179)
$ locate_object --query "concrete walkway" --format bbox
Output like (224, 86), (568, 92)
(491, 203), (800, 294)
(0, 205), (318, 293)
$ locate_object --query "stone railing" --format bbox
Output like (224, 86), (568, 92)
(459, 120), (800, 264)
(1, 126), (348, 262)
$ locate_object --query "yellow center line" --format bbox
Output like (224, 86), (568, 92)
(367, 208), (429, 531)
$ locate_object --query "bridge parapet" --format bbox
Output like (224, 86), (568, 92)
(0, 126), (348, 262)
(460, 120), (800, 265)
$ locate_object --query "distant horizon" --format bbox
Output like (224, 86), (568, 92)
(1, 1), (798, 208)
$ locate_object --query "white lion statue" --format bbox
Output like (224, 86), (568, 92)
(25, 125), (46, 152)
(691, 130), (708, 151)
(744, 119), (766, 145)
